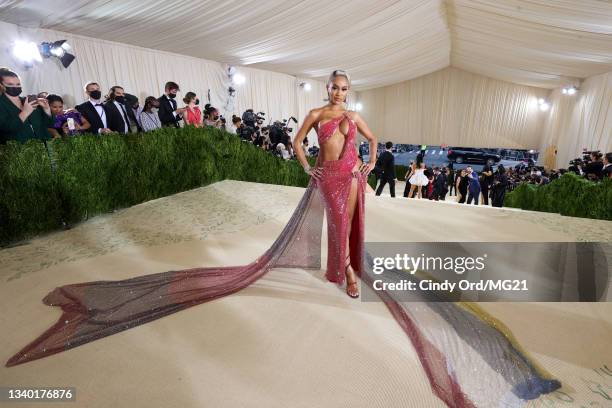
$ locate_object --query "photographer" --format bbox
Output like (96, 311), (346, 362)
(584, 151), (604, 180)
(603, 152), (612, 179)
(240, 109), (266, 145)
(269, 117), (297, 155)
(0, 67), (53, 143)
(568, 159), (583, 176)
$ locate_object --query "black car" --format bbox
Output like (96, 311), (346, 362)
(447, 147), (501, 165)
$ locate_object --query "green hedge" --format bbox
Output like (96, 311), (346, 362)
(505, 173), (612, 220)
(0, 127), (310, 246)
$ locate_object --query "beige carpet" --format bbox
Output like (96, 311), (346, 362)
(1, 180), (610, 408)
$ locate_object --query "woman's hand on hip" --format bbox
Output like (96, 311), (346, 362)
(359, 161), (375, 176)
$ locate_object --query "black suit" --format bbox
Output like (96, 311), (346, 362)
(157, 95), (181, 127)
(375, 150), (396, 197)
(432, 173), (448, 201)
(126, 107), (143, 133)
(104, 101), (131, 134)
(585, 161), (604, 180)
(75, 101), (106, 134)
(603, 164), (612, 179)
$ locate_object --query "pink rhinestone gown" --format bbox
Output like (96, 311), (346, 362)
(315, 111), (365, 285)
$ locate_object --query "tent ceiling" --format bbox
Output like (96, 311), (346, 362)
(1, 0), (611, 90)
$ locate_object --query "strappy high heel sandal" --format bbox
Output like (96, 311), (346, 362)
(344, 255), (359, 298)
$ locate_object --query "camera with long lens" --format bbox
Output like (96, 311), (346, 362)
(269, 117), (297, 151)
(240, 109), (266, 143)
(241, 109), (265, 127)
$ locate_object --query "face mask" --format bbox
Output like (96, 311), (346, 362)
(89, 90), (102, 100)
(168, 93), (177, 99)
(151, 108), (158, 113)
(115, 95), (125, 104)
(4, 86), (22, 97)
(195, 98), (200, 105)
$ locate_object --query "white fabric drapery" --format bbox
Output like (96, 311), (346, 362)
(540, 71), (612, 168)
(447, 0), (612, 89)
(0, 0), (452, 90)
(0, 21), (330, 146)
(355, 67), (549, 149)
(1, 0), (611, 90)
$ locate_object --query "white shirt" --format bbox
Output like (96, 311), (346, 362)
(88, 99), (108, 129)
(113, 100), (129, 133)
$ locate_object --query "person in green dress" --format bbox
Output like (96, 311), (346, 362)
(0, 67), (54, 144)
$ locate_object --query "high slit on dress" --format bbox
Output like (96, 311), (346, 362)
(315, 111), (364, 284)
(6, 110), (561, 408)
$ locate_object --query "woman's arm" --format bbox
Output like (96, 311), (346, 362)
(79, 114), (91, 131)
(352, 112), (377, 175)
(48, 127), (62, 139)
(292, 109), (319, 171)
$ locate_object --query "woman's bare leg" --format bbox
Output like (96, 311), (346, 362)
(345, 175), (359, 297)
(408, 184), (417, 198)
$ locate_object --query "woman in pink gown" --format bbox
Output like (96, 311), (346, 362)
(6, 70), (561, 408)
(292, 69), (376, 298)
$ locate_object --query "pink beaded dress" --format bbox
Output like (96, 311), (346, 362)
(7, 110), (561, 407)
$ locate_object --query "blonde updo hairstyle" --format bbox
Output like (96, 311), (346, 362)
(326, 69), (351, 105)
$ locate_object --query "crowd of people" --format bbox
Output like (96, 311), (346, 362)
(0, 67), (236, 144)
(0, 67), (317, 162)
(2, 66), (610, 196)
(373, 144), (612, 207)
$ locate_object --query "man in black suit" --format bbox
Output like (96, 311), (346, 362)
(375, 141), (396, 197)
(75, 82), (112, 135)
(124, 93), (143, 133)
(603, 152), (612, 179)
(432, 167), (449, 201)
(157, 81), (186, 127)
(103, 86), (132, 134)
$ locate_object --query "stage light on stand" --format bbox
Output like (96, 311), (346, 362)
(40, 40), (75, 68)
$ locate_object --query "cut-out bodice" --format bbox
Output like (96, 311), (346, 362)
(316, 111), (357, 165)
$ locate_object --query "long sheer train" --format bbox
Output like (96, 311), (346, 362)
(6, 111), (561, 407)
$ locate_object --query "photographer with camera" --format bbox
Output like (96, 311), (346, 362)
(0, 67), (53, 144)
(239, 109), (266, 145)
(567, 158), (583, 176)
(269, 116), (297, 156)
(584, 151), (604, 180)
